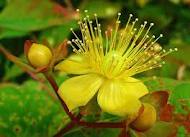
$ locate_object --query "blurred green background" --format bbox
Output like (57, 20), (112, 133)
(0, 0), (190, 137)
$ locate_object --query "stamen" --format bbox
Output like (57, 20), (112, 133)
(68, 11), (176, 78)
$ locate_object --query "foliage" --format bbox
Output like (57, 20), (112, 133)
(0, 81), (67, 137)
(0, 0), (190, 137)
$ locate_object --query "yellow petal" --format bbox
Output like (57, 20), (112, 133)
(122, 77), (149, 99)
(58, 74), (103, 110)
(55, 54), (91, 74)
(97, 79), (142, 117)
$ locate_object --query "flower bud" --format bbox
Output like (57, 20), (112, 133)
(131, 103), (157, 131)
(28, 43), (52, 68)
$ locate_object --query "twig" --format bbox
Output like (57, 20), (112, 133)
(118, 124), (128, 137)
(0, 45), (43, 82)
(44, 72), (79, 122)
(54, 114), (82, 137)
(54, 121), (76, 137)
(78, 121), (125, 128)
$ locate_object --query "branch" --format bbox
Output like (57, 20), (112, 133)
(118, 123), (128, 137)
(78, 121), (125, 128)
(54, 121), (76, 137)
(43, 72), (80, 122)
(0, 45), (43, 81)
(54, 114), (82, 137)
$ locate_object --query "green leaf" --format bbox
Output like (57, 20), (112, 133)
(160, 62), (178, 78)
(144, 77), (190, 114)
(177, 126), (187, 137)
(0, 28), (29, 39)
(180, 8), (190, 20)
(170, 45), (190, 65)
(79, 0), (121, 18)
(144, 121), (176, 137)
(64, 128), (120, 137)
(143, 77), (181, 92)
(0, 80), (67, 137)
(137, 5), (172, 30)
(0, 0), (66, 31)
(3, 63), (23, 81)
(39, 20), (78, 46)
(169, 83), (190, 114)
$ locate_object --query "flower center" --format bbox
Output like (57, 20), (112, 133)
(101, 51), (125, 79)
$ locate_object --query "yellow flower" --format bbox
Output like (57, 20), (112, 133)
(55, 11), (177, 117)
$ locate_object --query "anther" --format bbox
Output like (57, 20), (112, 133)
(117, 20), (121, 24)
(153, 76), (157, 80)
(129, 14), (133, 17)
(67, 41), (71, 44)
(153, 44), (162, 52)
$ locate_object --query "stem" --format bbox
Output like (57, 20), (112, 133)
(44, 72), (79, 122)
(118, 123), (128, 137)
(54, 113), (82, 137)
(0, 45), (34, 72)
(54, 121), (76, 137)
(78, 121), (125, 128)
(0, 45), (43, 82)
